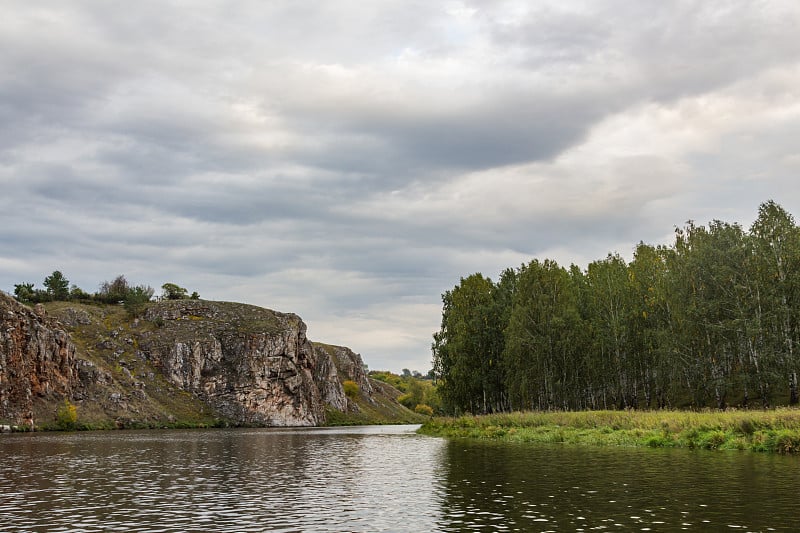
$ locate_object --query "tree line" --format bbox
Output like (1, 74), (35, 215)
(13, 273), (199, 316)
(432, 201), (800, 413)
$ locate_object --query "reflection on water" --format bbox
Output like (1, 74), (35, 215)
(436, 439), (798, 532)
(0, 426), (443, 532)
(1, 426), (798, 532)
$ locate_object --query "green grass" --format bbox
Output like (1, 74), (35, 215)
(418, 409), (800, 454)
(324, 379), (426, 426)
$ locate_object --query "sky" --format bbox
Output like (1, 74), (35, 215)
(3, 1), (800, 373)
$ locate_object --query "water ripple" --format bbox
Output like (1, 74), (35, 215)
(2, 426), (798, 531)
(0, 426), (446, 532)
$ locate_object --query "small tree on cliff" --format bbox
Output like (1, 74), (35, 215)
(44, 271), (70, 301)
(13, 283), (37, 303)
(161, 283), (189, 300)
(123, 285), (155, 317)
(97, 275), (131, 303)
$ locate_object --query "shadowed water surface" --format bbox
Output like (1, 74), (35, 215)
(1, 426), (797, 531)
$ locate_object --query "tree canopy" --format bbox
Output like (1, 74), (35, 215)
(432, 200), (800, 413)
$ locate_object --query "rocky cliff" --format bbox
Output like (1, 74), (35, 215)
(140, 301), (330, 426)
(0, 295), (419, 429)
(0, 293), (76, 428)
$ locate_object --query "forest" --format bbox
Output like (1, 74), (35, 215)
(432, 201), (800, 414)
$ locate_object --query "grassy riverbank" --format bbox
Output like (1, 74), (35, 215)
(418, 409), (800, 454)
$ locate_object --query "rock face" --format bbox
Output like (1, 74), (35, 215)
(0, 292), (76, 426)
(314, 343), (372, 410)
(312, 344), (347, 412)
(141, 301), (328, 426)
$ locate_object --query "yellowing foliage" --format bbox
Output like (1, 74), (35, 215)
(343, 380), (360, 398)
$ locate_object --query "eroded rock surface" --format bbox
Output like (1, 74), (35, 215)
(140, 300), (329, 425)
(0, 292), (76, 426)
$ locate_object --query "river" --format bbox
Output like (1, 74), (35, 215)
(0, 425), (796, 531)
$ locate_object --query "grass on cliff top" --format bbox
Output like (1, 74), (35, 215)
(147, 300), (286, 336)
(418, 409), (800, 454)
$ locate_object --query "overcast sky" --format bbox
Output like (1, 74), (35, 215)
(3, 1), (800, 373)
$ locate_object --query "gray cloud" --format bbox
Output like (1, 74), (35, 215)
(3, 1), (800, 371)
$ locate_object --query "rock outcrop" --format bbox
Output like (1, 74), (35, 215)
(314, 343), (372, 410)
(0, 295), (414, 428)
(0, 292), (76, 427)
(141, 300), (326, 426)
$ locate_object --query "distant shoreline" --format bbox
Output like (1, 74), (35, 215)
(418, 409), (800, 454)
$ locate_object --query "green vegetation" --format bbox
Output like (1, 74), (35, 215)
(324, 377), (427, 426)
(43, 271), (70, 301)
(414, 404), (434, 416)
(161, 282), (188, 300)
(15, 270), (76, 304)
(419, 409), (800, 454)
(433, 200), (800, 413)
(343, 380), (360, 398)
(12, 273), (197, 311)
(370, 370), (442, 414)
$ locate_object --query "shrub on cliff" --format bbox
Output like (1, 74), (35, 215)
(13, 283), (39, 303)
(343, 380), (360, 398)
(97, 275), (132, 303)
(56, 399), (78, 430)
(14, 270), (73, 303)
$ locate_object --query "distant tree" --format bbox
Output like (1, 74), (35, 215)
(398, 378), (426, 409)
(370, 370), (442, 413)
(69, 285), (90, 300)
(190, 291), (200, 300)
(123, 285), (155, 317)
(161, 283), (189, 300)
(43, 271), (70, 301)
(97, 275), (130, 303)
(433, 273), (508, 414)
(13, 283), (36, 303)
(369, 371), (406, 391)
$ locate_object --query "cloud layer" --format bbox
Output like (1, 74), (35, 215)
(3, 1), (800, 371)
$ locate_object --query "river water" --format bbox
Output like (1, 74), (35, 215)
(0, 425), (796, 532)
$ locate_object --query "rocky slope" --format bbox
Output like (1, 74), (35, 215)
(0, 293), (421, 429)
